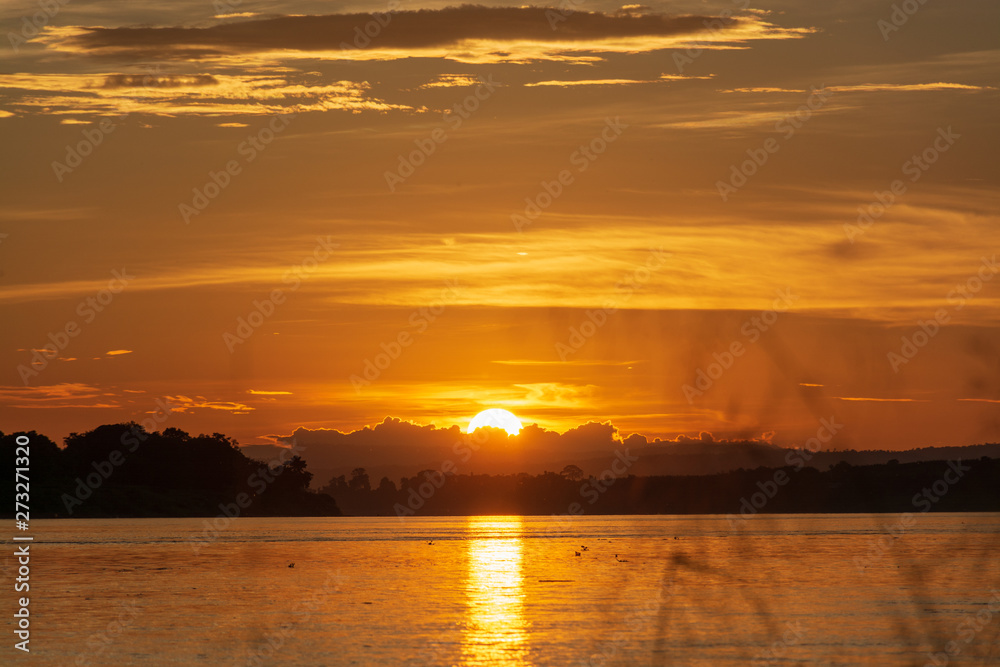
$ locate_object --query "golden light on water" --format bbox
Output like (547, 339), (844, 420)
(462, 516), (531, 666)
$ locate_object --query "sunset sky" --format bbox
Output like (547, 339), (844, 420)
(1, 0), (997, 452)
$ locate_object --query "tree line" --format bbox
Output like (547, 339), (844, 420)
(5, 423), (998, 519)
(1, 425), (340, 518)
(319, 458), (1000, 517)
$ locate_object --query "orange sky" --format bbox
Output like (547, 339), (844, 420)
(1, 0), (998, 450)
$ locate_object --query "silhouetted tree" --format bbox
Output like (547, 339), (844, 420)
(561, 464), (584, 481)
(279, 456), (313, 490)
(349, 467), (371, 492)
(1, 424), (338, 518)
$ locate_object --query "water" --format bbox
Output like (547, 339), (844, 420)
(14, 514), (1000, 665)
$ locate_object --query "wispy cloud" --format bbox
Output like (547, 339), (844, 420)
(827, 82), (992, 93)
(835, 397), (929, 402)
(526, 74), (712, 87)
(721, 87), (803, 94)
(166, 395), (254, 414)
(417, 74), (484, 89)
(0, 217), (996, 323)
(214, 12), (261, 20)
(0, 73), (414, 117)
(0, 383), (120, 409)
(721, 83), (991, 94)
(492, 359), (640, 367)
(655, 106), (851, 130)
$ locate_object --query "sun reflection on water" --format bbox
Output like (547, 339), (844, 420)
(461, 516), (532, 666)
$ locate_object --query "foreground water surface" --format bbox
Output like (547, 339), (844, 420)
(12, 514), (1000, 665)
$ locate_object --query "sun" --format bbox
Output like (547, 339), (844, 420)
(467, 408), (523, 436)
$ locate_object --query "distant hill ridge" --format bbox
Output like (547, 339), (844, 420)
(240, 439), (1000, 490)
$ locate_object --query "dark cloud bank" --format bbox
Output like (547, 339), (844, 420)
(62, 6), (734, 56)
(246, 417), (1000, 490)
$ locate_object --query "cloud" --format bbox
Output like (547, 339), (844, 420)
(492, 359), (640, 367)
(618, 4), (653, 13)
(654, 105), (850, 129)
(100, 74), (220, 89)
(105, 349), (133, 356)
(0, 383), (121, 409)
(37, 7), (816, 64)
(718, 82), (991, 96)
(248, 390), (293, 395)
(827, 82), (993, 93)
(658, 74), (714, 81)
(672, 430), (716, 443)
(513, 383), (595, 409)
(721, 87), (805, 93)
(46, 9), (733, 52)
(417, 74), (484, 89)
(0, 216), (995, 324)
(263, 417), (796, 485)
(835, 397), (929, 402)
(268, 417), (627, 482)
(525, 74), (712, 87)
(0, 73), (414, 117)
(166, 395), (254, 414)
(526, 78), (653, 87)
(215, 12), (262, 20)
